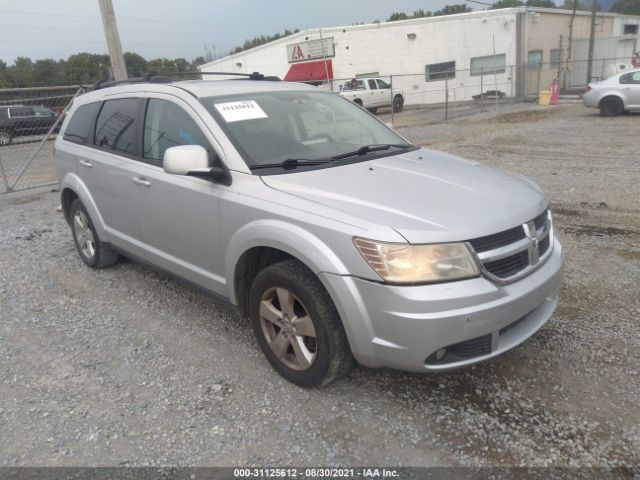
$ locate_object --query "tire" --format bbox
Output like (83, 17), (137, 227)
(249, 259), (352, 387)
(393, 95), (404, 113)
(69, 199), (119, 269)
(353, 99), (363, 107)
(0, 129), (13, 146)
(599, 97), (623, 117)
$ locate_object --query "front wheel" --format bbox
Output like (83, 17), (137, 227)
(249, 259), (352, 387)
(69, 199), (119, 269)
(599, 97), (623, 117)
(0, 129), (13, 146)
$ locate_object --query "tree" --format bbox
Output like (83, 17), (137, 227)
(491, 0), (525, 8)
(230, 29), (299, 55)
(387, 5), (472, 21)
(33, 58), (65, 85)
(190, 56), (207, 70)
(387, 12), (411, 21)
(526, 0), (558, 6)
(610, 0), (640, 13)
(436, 4), (473, 15)
(124, 52), (148, 76)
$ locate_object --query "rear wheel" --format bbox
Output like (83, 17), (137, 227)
(393, 95), (404, 113)
(599, 97), (623, 117)
(69, 199), (119, 269)
(0, 129), (13, 146)
(249, 259), (352, 387)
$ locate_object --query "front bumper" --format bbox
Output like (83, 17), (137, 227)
(321, 237), (565, 372)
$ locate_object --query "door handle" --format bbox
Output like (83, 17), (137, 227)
(132, 177), (151, 187)
(79, 159), (92, 168)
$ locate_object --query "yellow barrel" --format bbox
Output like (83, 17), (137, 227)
(538, 90), (552, 106)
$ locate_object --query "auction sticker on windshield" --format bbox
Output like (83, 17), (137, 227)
(214, 100), (268, 123)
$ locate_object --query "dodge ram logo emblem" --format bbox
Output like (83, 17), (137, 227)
(524, 221), (539, 265)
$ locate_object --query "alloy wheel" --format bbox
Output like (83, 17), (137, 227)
(259, 287), (317, 370)
(73, 210), (95, 259)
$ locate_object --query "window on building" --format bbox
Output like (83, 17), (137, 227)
(63, 103), (100, 145)
(623, 24), (638, 35)
(94, 99), (139, 156)
(143, 99), (210, 162)
(550, 49), (562, 69)
(527, 50), (543, 70)
(425, 61), (456, 82)
(470, 54), (506, 76)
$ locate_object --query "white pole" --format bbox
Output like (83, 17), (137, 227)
(97, 0), (127, 80)
(319, 28), (331, 89)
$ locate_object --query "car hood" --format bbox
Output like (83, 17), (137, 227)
(261, 148), (548, 243)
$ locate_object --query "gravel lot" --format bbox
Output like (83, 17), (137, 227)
(0, 103), (638, 468)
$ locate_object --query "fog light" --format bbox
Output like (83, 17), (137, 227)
(435, 348), (447, 361)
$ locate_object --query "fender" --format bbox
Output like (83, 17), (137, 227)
(598, 91), (625, 105)
(225, 219), (349, 305)
(60, 172), (108, 240)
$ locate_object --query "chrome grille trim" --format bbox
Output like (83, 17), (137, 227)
(467, 210), (554, 285)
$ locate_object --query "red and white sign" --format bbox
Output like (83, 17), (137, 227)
(286, 38), (335, 64)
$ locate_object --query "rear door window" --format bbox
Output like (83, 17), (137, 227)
(94, 98), (140, 156)
(368, 79), (378, 90)
(9, 107), (34, 118)
(63, 102), (100, 145)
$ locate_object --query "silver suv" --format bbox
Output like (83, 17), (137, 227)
(55, 74), (565, 386)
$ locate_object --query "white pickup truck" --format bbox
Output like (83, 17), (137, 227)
(338, 77), (404, 113)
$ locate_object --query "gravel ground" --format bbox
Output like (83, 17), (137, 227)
(0, 103), (639, 468)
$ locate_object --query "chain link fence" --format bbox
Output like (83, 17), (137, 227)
(328, 56), (633, 125)
(0, 85), (83, 194)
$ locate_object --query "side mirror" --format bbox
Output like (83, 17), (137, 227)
(163, 145), (231, 185)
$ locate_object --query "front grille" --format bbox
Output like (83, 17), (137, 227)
(533, 210), (548, 230)
(468, 225), (525, 253)
(468, 209), (551, 282)
(483, 250), (529, 278)
(538, 234), (550, 256)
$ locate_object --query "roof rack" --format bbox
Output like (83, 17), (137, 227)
(92, 71), (280, 90)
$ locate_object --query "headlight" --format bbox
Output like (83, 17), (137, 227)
(354, 238), (480, 284)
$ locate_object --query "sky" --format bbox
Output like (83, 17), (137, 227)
(0, 0), (491, 64)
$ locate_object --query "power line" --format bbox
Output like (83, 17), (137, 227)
(0, 9), (288, 29)
(0, 24), (258, 38)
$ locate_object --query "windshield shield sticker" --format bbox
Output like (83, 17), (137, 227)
(214, 100), (268, 123)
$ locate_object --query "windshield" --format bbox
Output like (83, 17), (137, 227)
(200, 90), (413, 172)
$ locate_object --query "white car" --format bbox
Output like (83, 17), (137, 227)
(338, 77), (404, 113)
(582, 68), (640, 116)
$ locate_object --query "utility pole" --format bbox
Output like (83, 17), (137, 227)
(97, 0), (127, 81)
(586, 0), (598, 84)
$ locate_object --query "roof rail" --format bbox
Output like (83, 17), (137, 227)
(92, 71), (279, 90)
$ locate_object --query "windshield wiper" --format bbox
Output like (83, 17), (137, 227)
(249, 158), (332, 171)
(331, 143), (411, 160)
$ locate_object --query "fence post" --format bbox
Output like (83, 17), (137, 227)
(445, 78), (449, 121)
(0, 157), (10, 193)
(480, 68), (484, 102)
(390, 75), (394, 127)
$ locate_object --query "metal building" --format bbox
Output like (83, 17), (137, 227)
(200, 7), (640, 105)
